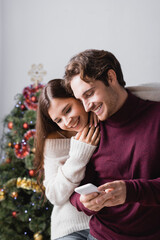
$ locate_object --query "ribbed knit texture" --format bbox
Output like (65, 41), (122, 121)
(43, 137), (96, 239)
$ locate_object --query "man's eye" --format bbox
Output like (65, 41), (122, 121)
(86, 91), (93, 97)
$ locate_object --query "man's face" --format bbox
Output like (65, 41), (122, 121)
(70, 74), (120, 121)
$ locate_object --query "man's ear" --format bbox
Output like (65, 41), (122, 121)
(107, 69), (117, 85)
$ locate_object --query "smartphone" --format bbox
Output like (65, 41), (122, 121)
(75, 183), (100, 195)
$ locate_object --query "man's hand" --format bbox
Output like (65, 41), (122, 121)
(80, 189), (114, 212)
(80, 192), (107, 211)
(79, 180), (126, 211)
(97, 180), (126, 207)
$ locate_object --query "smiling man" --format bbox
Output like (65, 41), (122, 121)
(69, 70), (127, 121)
(64, 49), (160, 240)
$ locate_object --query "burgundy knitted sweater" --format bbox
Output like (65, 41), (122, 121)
(70, 91), (160, 240)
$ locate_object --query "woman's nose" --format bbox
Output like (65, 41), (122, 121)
(64, 117), (72, 127)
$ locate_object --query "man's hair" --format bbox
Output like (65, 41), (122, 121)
(64, 49), (126, 88)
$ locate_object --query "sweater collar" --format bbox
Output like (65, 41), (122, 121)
(105, 89), (140, 127)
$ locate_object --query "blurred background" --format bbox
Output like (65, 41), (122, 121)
(1, 0), (160, 136)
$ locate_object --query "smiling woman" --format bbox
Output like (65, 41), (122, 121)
(48, 97), (88, 132)
(34, 79), (100, 240)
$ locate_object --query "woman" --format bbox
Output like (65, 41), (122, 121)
(34, 79), (100, 240)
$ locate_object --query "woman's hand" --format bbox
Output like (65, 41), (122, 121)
(74, 125), (100, 146)
(89, 112), (99, 127)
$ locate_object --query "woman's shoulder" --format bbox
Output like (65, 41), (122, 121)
(44, 132), (71, 154)
(47, 131), (63, 139)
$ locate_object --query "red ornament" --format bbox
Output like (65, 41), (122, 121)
(20, 104), (26, 110)
(14, 143), (20, 150)
(23, 84), (44, 110)
(22, 144), (27, 150)
(8, 122), (13, 129)
(14, 142), (30, 159)
(23, 122), (29, 129)
(12, 211), (17, 217)
(29, 169), (35, 177)
(31, 96), (37, 102)
(24, 129), (36, 141)
(13, 130), (36, 159)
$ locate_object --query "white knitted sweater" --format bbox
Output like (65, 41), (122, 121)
(43, 137), (96, 240)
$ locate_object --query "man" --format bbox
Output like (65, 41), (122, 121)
(64, 49), (160, 240)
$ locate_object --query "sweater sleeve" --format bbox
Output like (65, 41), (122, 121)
(119, 87), (160, 206)
(125, 178), (160, 206)
(43, 137), (96, 206)
(124, 91), (160, 206)
(70, 160), (98, 216)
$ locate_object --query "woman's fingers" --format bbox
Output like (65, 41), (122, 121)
(74, 131), (81, 140)
(74, 125), (89, 140)
(89, 112), (94, 127)
(85, 126), (100, 146)
(74, 125), (100, 146)
(93, 112), (99, 127)
(89, 126), (100, 145)
(89, 112), (99, 127)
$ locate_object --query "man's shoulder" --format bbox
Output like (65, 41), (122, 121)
(144, 100), (160, 123)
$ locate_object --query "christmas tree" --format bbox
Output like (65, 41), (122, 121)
(0, 65), (52, 240)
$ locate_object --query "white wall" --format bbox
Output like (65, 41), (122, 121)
(1, 0), (160, 136)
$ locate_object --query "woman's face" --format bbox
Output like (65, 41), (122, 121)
(48, 97), (88, 132)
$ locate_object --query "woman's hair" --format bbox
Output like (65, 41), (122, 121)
(34, 79), (73, 193)
(64, 49), (126, 89)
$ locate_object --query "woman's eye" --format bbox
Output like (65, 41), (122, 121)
(57, 119), (61, 124)
(66, 107), (71, 114)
